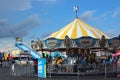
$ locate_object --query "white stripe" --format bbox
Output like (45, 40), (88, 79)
(47, 32), (55, 39)
(67, 20), (76, 38)
(81, 23), (95, 38)
(46, 18), (110, 39)
(77, 22), (82, 38)
(94, 29), (109, 38)
(91, 28), (101, 38)
(55, 23), (72, 39)
(79, 22), (88, 36)
(82, 23), (101, 38)
(78, 20), (100, 38)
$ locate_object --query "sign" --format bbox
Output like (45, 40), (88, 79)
(44, 38), (61, 49)
(80, 39), (92, 45)
(38, 58), (46, 78)
(78, 37), (95, 48)
(111, 39), (120, 48)
(47, 39), (58, 48)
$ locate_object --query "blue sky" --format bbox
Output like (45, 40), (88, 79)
(0, 0), (120, 51)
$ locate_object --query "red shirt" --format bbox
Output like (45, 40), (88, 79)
(34, 60), (38, 66)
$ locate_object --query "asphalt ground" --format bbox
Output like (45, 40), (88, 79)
(0, 66), (120, 80)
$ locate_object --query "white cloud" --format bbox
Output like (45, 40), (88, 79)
(0, 38), (16, 51)
(0, 14), (40, 38)
(112, 8), (120, 18)
(106, 29), (119, 37)
(0, 19), (8, 26)
(0, 0), (56, 12)
(32, 0), (56, 2)
(40, 31), (53, 38)
(80, 10), (96, 21)
(0, 0), (32, 12)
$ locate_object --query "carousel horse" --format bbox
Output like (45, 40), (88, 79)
(31, 40), (37, 49)
(37, 38), (43, 50)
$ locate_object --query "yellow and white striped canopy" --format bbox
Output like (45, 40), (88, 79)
(48, 18), (110, 39)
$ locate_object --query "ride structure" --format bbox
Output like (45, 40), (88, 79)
(15, 43), (41, 59)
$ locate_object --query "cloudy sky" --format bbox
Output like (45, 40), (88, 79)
(0, 0), (120, 51)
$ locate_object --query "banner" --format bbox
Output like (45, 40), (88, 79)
(44, 38), (62, 49)
(38, 58), (46, 78)
(75, 37), (96, 48)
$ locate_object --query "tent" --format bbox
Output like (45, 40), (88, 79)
(47, 18), (110, 39)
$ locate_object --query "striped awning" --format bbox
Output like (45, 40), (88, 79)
(47, 18), (110, 39)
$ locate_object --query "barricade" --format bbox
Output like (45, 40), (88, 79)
(47, 64), (81, 78)
(10, 64), (34, 76)
(46, 62), (119, 78)
(9, 62), (120, 78)
(1, 61), (10, 67)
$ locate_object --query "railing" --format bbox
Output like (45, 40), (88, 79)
(9, 62), (120, 78)
(10, 64), (34, 76)
(46, 62), (119, 78)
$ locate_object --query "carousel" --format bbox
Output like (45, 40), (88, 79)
(30, 6), (120, 61)
(12, 5), (120, 76)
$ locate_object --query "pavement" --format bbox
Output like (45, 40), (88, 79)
(0, 67), (120, 80)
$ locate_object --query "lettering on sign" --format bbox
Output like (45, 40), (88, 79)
(47, 40), (58, 48)
(38, 61), (42, 65)
(79, 38), (92, 48)
(38, 66), (42, 71)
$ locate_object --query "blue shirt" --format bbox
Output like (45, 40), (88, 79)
(0, 52), (2, 59)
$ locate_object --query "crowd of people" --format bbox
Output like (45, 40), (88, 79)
(0, 52), (11, 67)
(0, 49), (119, 76)
(41, 49), (119, 73)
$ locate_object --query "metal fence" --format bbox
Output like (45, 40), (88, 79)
(0, 61), (10, 67)
(46, 63), (120, 78)
(10, 64), (34, 76)
(9, 63), (120, 78)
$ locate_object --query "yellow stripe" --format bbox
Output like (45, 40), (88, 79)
(50, 32), (56, 37)
(91, 27), (105, 38)
(52, 26), (67, 38)
(90, 30), (99, 38)
(81, 19), (109, 38)
(51, 32), (58, 38)
(94, 28), (110, 38)
(49, 18), (110, 39)
(71, 20), (77, 39)
(78, 20), (88, 36)
(59, 22), (73, 39)
(81, 21), (100, 38)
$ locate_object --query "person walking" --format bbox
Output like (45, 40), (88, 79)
(7, 52), (11, 62)
(33, 59), (38, 76)
(4, 52), (7, 61)
(0, 52), (2, 67)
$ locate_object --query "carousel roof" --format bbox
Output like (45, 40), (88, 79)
(47, 18), (110, 39)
